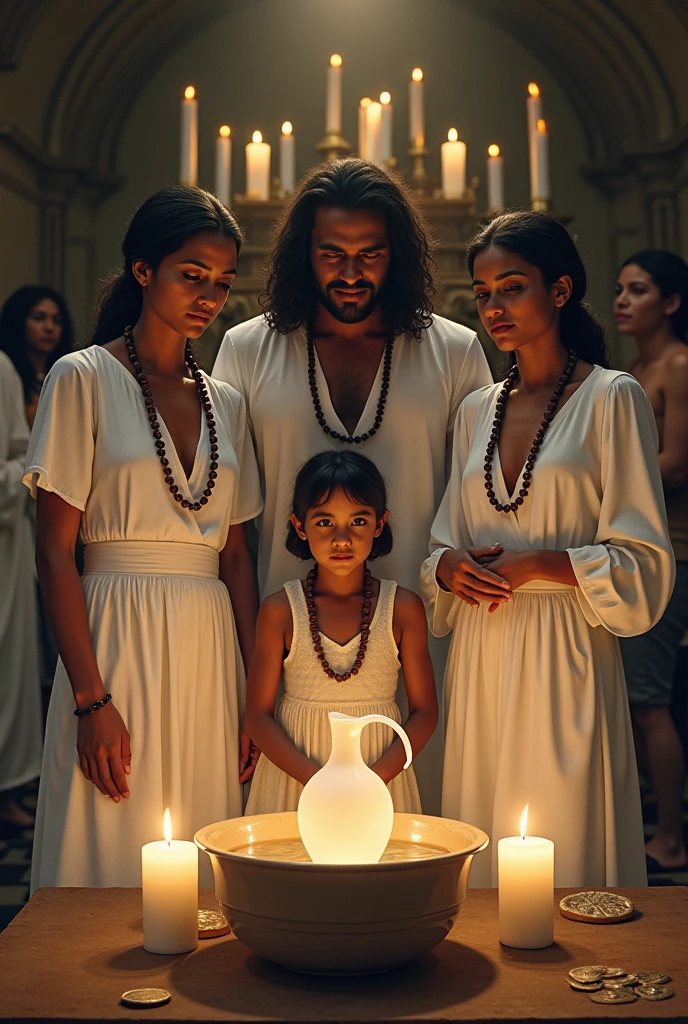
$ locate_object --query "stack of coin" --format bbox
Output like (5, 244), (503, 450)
(566, 966), (674, 1003)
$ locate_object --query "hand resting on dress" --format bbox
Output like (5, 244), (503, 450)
(77, 701), (131, 801)
(436, 544), (511, 611)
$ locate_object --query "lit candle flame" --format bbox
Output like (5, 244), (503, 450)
(447, 128), (458, 142)
(281, 121), (293, 136)
(528, 82), (540, 98)
(184, 85), (196, 101)
(252, 130), (263, 144)
(219, 125), (231, 138)
(488, 143), (500, 157)
(360, 97), (372, 108)
(412, 68), (424, 83)
(330, 54), (342, 68)
(520, 804), (529, 840)
(537, 118), (547, 133)
(380, 91), (391, 105)
(163, 807), (172, 845)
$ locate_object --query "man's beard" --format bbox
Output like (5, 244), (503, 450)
(315, 277), (381, 325)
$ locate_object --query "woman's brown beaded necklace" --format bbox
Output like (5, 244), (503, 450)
(305, 564), (373, 682)
(124, 326), (218, 512)
(306, 327), (394, 444)
(484, 350), (577, 514)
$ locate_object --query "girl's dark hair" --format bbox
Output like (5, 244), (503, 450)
(620, 249), (688, 342)
(286, 450), (393, 561)
(89, 185), (244, 346)
(261, 158), (435, 340)
(0, 285), (74, 403)
(467, 210), (608, 367)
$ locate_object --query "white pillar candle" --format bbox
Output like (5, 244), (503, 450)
(409, 68), (425, 148)
(180, 85), (198, 186)
(498, 806), (554, 949)
(380, 92), (393, 165)
(280, 121), (296, 193)
(326, 54), (343, 134)
(532, 119), (551, 200)
(358, 97), (372, 160)
(142, 809), (198, 955)
(366, 101), (382, 167)
(441, 128), (466, 199)
(215, 125), (231, 207)
(245, 130), (271, 201)
(487, 144), (504, 210)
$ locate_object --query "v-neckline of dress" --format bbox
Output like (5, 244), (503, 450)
(299, 578), (385, 649)
(98, 346), (206, 490)
(308, 333), (392, 440)
(493, 365), (601, 505)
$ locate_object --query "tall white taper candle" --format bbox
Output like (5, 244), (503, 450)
(487, 144), (504, 210)
(280, 121), (295, 193)
(180, 86), (198, 186)
(532, 119), (550, 200)
(215, 125), (231, 207)
(380, 92), (393, 165)
(409, 68), (425, 147)
(358, 97), (372, 160)
(326, 54), (343, 134)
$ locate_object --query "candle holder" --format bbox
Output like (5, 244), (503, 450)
(407, 144), (430, 192)
(531, 197), (552, 213)
(315, 131), (353, 163)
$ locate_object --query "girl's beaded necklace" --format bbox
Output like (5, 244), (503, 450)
(305, 564), (373, 682)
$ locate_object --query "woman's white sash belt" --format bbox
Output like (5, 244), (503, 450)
(515, 579), (576, 593)
(83, 541), (219, 579)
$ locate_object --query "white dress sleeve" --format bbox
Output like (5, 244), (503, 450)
(228, 390), (263, 526)
(213, 329), (245, 396)
(23, 355), (95, 512)
(421, 396), (476, 637)
(0, 355), (30, 527)
(568, 375), (675, 637)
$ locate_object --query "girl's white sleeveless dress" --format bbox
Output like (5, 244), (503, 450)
(246, 577), (422, 814)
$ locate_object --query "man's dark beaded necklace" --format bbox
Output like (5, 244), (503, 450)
(484, 350), (577, 514)
(306, 327), (394, 444)
(305, 564), (373, 682)
(124, 326), (219, 512)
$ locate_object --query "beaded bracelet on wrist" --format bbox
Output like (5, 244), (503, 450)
(74, 693), (112, 717)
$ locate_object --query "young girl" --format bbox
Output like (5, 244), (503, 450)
(422, 211), (675, 888)
(26, 185), (262, 889)
(243, 450), (437, 813)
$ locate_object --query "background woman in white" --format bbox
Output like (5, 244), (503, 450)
(26, 186), (262, 889)
(422, 211), (674, 888)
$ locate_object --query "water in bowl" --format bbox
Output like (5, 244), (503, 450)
(232, 837), (450, 862)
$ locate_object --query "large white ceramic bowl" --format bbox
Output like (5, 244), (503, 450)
(195, 811), (488, 975)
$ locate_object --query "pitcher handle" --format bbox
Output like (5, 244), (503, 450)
(354, 714), (413, 770)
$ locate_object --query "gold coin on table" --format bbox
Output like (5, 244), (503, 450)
(590, 988), (638, 1004)
(569, 966), (605, 983)
(198, 908), (231, 939)
(604, 975), (637, 988)
(120, 988), (171, 1008)
(636, 984), (675, 1001)
(567, 979), (604, 991)
(559, 891), (634, 924)
(636, 972), (671, 985)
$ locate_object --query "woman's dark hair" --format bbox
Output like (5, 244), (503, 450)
(467, 210), (608, 367)
(0, 285), (74, 403)
(286, 450), (393, 561)
(261, 158), (435, 340)
(620, 249), (688, 342)
(89, 185), (244, 346)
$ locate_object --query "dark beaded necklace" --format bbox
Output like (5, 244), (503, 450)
(305, 564), (373, 682)
(123, 326), (219, 512)
(306, 327), (394, 444)
(484, 350), (577, 514)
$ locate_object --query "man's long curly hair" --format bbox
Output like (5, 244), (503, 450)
(260, 158), (436, 339)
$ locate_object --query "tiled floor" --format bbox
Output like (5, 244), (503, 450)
(1, 781), (686, 933)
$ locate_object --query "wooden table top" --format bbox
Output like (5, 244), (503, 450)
(0, 886), (686, 1022)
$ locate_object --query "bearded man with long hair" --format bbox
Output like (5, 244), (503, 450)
(214, 159), (492, 811)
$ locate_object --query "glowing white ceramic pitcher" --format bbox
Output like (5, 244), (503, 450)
(297, 711), (413, 864)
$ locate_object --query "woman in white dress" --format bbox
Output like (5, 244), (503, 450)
(26, 186), (262, 889)
(421, 211), (675, 887)
(0, 351), (42, 830)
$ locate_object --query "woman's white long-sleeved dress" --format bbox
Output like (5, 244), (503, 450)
(0, 352), (42, 794)
(25, 347), (262, 890)
(421, 368), (674, 888)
